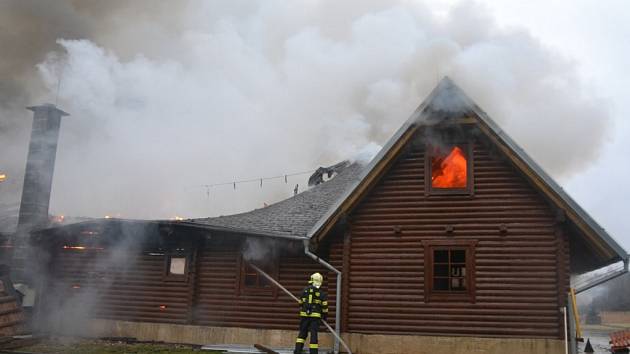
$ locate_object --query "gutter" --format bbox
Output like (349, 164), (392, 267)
(574, 256), (629, 294)
(176, 221), (310, 241)
(303, 240), (342, 354)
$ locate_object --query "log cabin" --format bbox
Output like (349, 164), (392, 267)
(31, 78), (629, 354)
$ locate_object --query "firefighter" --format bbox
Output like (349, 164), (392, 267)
(294, 272), (328, 354)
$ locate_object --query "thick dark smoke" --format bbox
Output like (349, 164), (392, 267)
(0, 1), (611, 230)
(0, 1), (192, 230)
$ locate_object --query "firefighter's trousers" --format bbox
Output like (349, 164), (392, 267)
(294, 317), (320, 354)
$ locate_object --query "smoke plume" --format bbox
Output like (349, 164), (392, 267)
(0, 1), (611, 227)
(36, 221), (155, 335)
(242, 237), (283, 264)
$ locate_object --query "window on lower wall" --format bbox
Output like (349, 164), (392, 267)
(239, 259), (278, 296)
(164, 254), (189, 281)
(423, 240), (476, 302)
(169, 256), (187, 275)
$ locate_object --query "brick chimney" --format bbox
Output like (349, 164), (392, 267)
(11, 104), (68, 281)
(17, 104), (68, 231)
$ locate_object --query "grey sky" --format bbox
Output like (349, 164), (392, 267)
(475, 0), (630, 251)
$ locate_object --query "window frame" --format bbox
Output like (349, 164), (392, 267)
(163, 252), (190, 282)
(237, 255), (279, 297)
(423, 240), (477, 303)
(425, 142), (474, 196)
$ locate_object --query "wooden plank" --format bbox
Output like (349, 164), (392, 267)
(254, 344), (279, 354)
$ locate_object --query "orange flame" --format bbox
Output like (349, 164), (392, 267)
(64, 246), (86, 250)
(431, 146), (467, 188)
(159, 305), (167, 310)
(51, 215), (65, 223)
(63, 245), (104, 251)
(72, 284), (81, 289)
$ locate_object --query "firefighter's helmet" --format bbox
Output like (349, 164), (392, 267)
(310, 272), (323, 288)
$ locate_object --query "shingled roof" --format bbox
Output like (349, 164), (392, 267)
(189, 162), (365, 239)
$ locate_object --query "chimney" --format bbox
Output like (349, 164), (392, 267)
(17, 104), (68, 231)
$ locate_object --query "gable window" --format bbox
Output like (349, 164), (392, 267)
(426, 144), (473, 195)
(239, 259), (278, 296)
(423, 240), (476, 302)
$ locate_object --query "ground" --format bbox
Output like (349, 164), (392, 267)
(7, 337), (220, 354)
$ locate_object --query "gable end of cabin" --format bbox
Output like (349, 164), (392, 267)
(324, 122), (570, 340)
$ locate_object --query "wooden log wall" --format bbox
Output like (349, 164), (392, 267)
(329, 137), (568, 338)
(194, 241), (332, 330)
(45, 238), (334, 332)
(48, 248), (190, 324)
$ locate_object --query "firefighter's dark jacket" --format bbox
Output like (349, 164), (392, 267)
(298, 284), (328, 318)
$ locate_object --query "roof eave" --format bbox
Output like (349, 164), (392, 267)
(33, 218), (308, 242)
(177, 221), (309, 241)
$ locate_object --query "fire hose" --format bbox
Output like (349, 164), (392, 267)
(250, 264), (353, 354)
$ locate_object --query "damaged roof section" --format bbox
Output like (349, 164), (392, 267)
(191, 162), (364, 238)
(32, 162), (365, 241)
(308, 161), (350, 187)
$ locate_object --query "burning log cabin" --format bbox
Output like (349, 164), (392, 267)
(31, 78), (628, 354)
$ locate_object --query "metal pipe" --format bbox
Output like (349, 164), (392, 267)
(563, 308), (569, 354)
(303, 240), (342, 354)
(566, 297), (577, 354)
(250, 264), (299, 302)
(250, 263), (352, 354)
(575, 258), (629, 294)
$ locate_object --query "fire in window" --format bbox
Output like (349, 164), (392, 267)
(433, 249), (467, 292)
(431, 145), (468, 189)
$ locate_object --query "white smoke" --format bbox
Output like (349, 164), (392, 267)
(242, 237), (282, 264)
(1, 1), (611, 223)
(351, 142), (383, 165)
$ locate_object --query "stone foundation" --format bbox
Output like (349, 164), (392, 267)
(343, 332), (564, 354)
(84, 319), (565, 354)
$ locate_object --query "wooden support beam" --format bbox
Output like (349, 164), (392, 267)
(341, 229), (352, 332)
(555, 225), (568, 339)
(187, 237), (202, 324)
